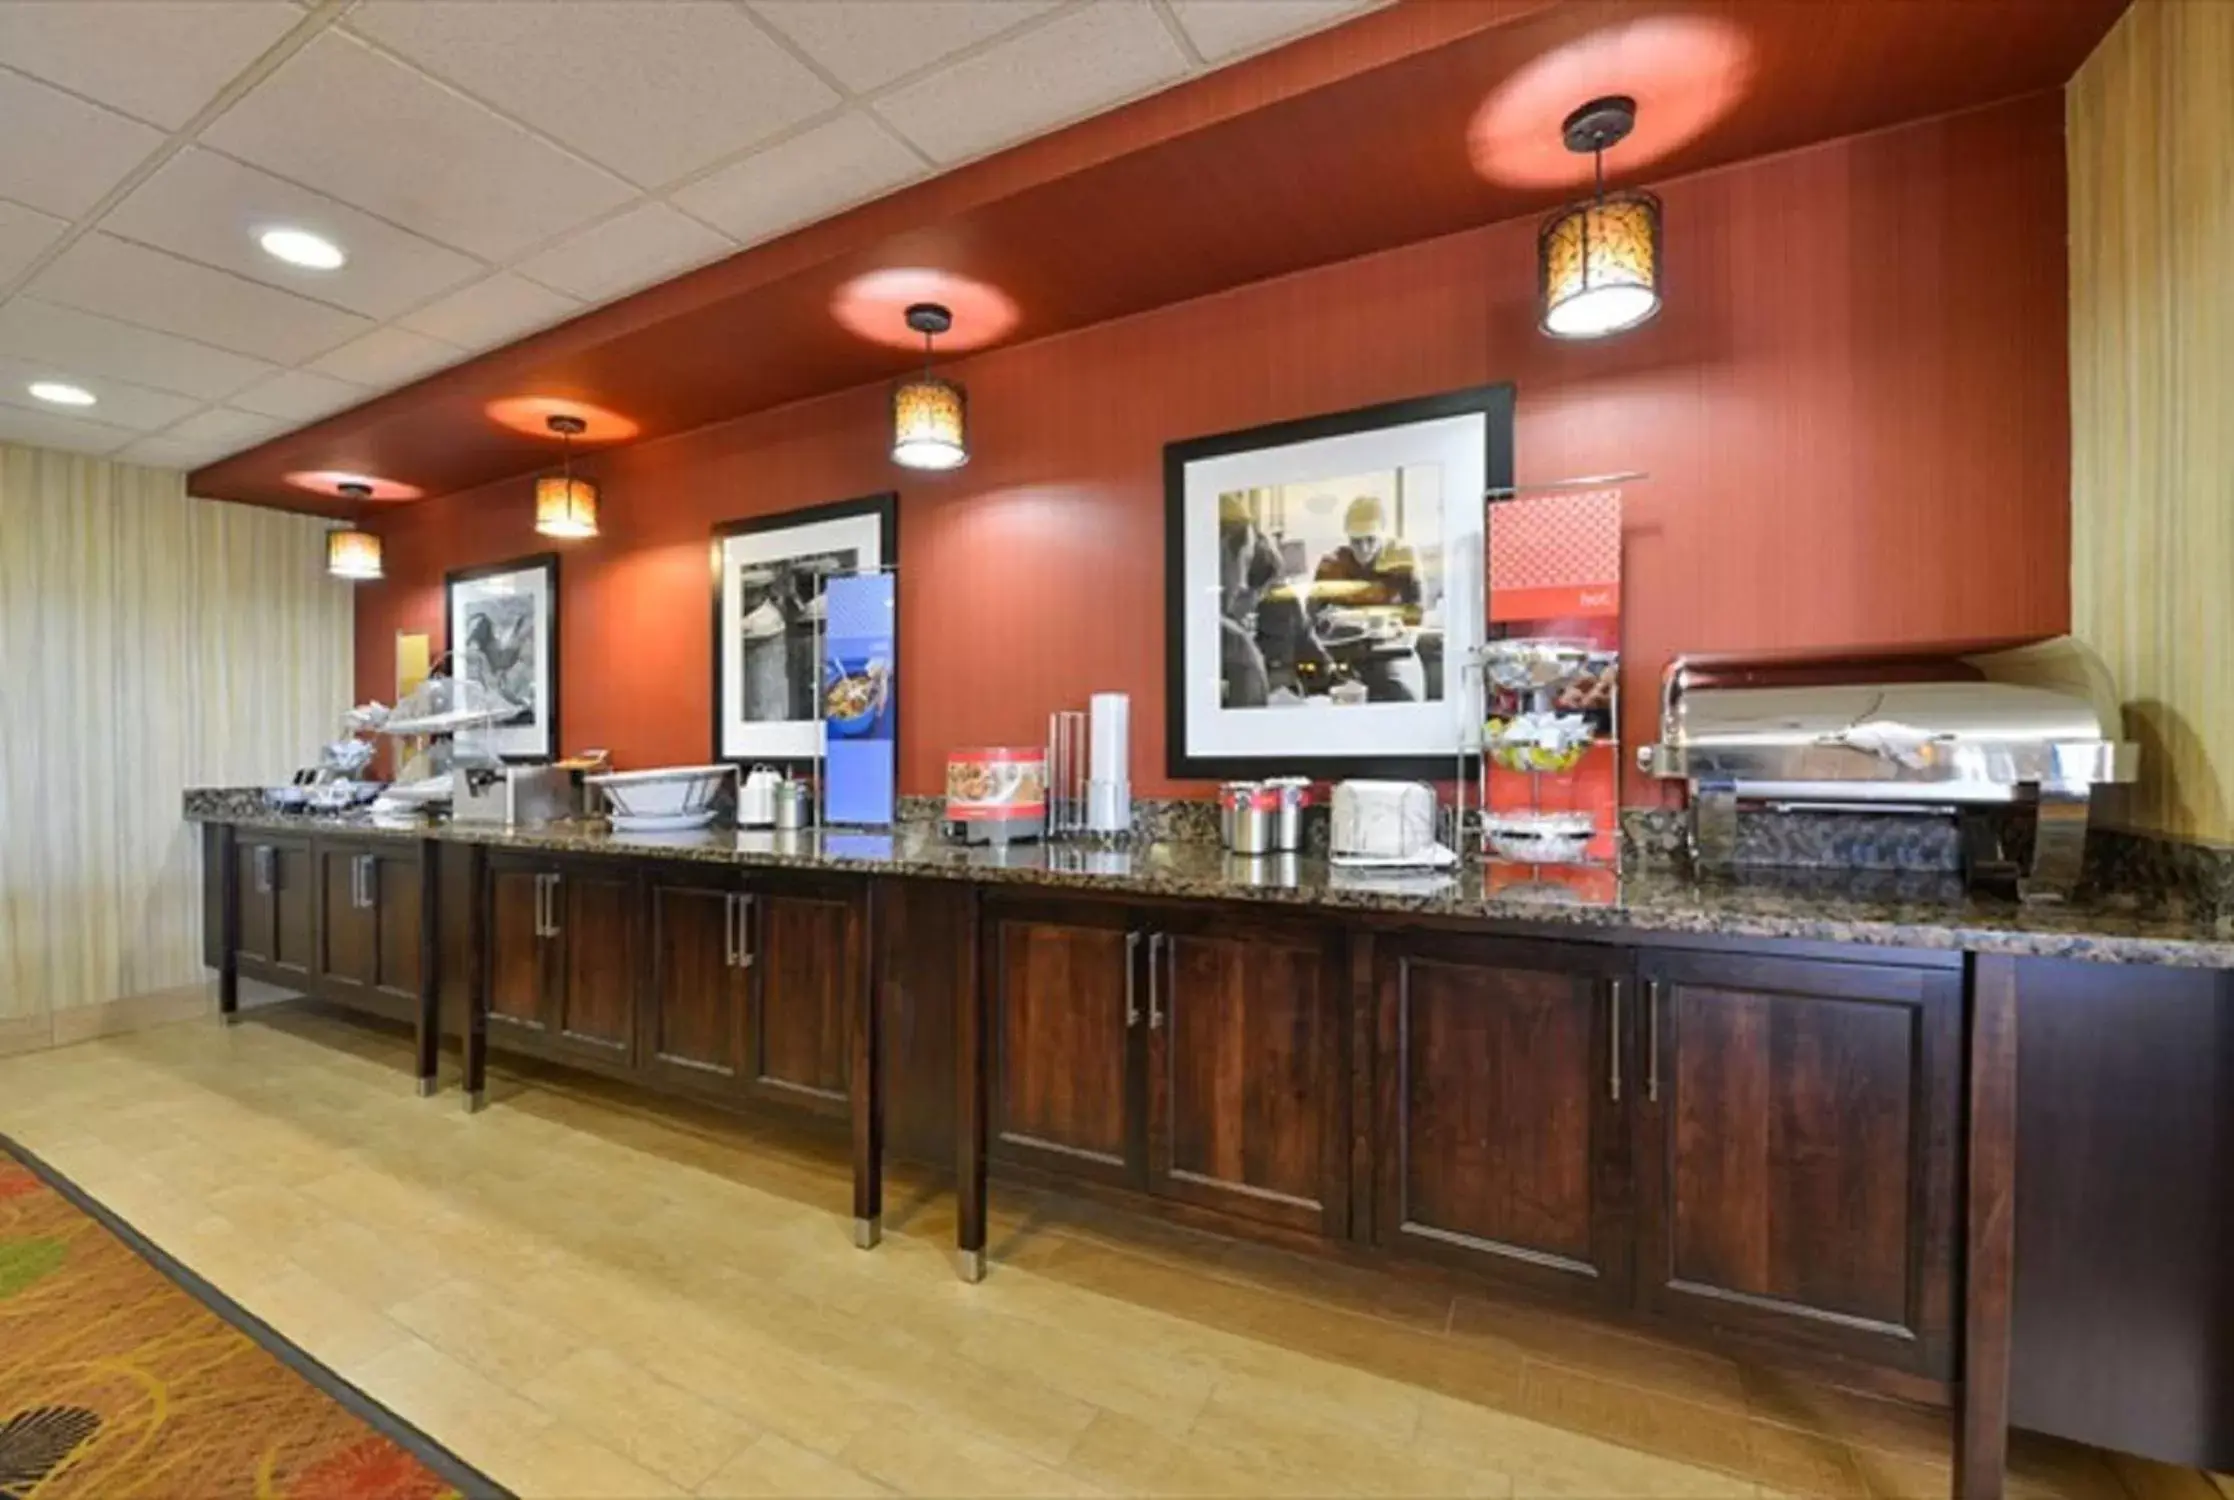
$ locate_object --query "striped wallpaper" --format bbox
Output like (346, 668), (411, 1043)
(2069, 0), (2234, 842)
(0, 441), (353, 1025)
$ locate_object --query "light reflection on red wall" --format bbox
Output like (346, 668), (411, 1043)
(1468, 17), (1754, 190)
(831, 268), (1020, 352)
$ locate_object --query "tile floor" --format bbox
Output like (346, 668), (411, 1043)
(0, 1004), (2220, 1500)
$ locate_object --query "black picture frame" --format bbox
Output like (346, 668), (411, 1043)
(709, 492), (899, 771)
(443, 551), (561, 764)
(1163, 383), (1516, 781)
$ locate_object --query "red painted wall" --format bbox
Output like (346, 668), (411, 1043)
(357, 94), (2072, 801)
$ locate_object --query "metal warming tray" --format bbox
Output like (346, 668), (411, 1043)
(1638, 637), (2139, 900)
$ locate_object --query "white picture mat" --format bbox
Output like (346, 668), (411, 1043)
(718, 512), (886, 761)
(449, 563), (552, 760)
(1181, 411), (1486, 761)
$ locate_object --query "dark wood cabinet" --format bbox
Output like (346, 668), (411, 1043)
(746, 880), (856, 1114)
(550, 865), (636, 1058)
(1150, 912), (1347, 1235)
(1632, 948), (1960, 1376)
(316, 842), (422, 1020)
(643, 869), (750, 1094)
(231, 832), (314, 979)
(1372, 933), (1632, 1301)
(481, 854), (639, 1065)
(987, 899), (1143, 1187)
(486, 863), (549, 1034)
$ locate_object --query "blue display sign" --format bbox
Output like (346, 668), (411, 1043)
(821, 571), (896, 826)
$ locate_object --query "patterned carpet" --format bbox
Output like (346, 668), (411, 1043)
(0, 1134), (503, 1500)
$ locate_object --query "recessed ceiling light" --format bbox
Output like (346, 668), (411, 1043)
(259, 227), (346, 270)
(28, 381), (96, 407)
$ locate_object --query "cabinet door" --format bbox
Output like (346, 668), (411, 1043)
(232, 840), (278, 965)
(485, 864), (550, 1033)
(269, 839), (316, 977)
(644, 874), (748, 1093)
(318, 847), (377, 994)
(548, 866), (637, 1060)
(1148, 913), (1346, 1235)
(366, 852), (423, 1005)
(1374, 934), (1632, 1301)
(747, 884), (853, 1114)
(986, 899), (1142, 1187)
(1633, 949), (1959, 1376)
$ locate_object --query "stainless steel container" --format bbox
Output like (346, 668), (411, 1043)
(1637, 636), (2139, 901)
(1219, 781), (1274, 855)
(772, 779), (814, 831)
(1264, 777), (1310, 853)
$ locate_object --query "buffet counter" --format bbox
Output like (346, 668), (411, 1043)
(185, 802), (2234, 968)
(184, 794), (2234, 1499)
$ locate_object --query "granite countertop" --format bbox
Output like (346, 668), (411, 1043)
(187, 797), (2234, 969)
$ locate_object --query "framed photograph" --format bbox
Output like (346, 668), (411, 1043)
(444, 553), (560, 762)
(711, 493), (898, 767)
(1164, 384), (1514, 780)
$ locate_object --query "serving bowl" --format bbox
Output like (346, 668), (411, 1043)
(586, 765), (734, 819)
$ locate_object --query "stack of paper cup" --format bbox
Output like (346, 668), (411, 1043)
(1086, 692), (1131, 833)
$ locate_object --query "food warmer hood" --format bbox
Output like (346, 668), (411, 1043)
(1637, 637), (2139, 901)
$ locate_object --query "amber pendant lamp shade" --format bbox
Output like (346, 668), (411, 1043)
(326, 481), (383, 580)
(891, 302), (968, 471)
(535, 413), (600, 538)
(1539, 96), (1663, 339)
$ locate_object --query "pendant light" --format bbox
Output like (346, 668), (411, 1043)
(1538, 96), (1663, 339)
(326, 482), (383, 580)
(890, 302), (968, 471)
(534, 413), (600, 538)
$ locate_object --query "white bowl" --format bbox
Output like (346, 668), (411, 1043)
(586, 764), (733, 819)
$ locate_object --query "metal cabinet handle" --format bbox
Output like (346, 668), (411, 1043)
(545, 873), (563, 937)
(1608, 977), (1624, 1103)
(1645, 977), (1662, 1103)
(254, 846), (273, 894)
(358, 854), (376, 909)
(1124, 931), (1142, 1027)
(723, 893), (738, 968)
(534, 873), (551, 938)
(735, 893), (754, 968)
(1146, 932), (1165, 1031)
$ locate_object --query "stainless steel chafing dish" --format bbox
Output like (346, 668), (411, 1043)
(1638, 637), (2139, 901)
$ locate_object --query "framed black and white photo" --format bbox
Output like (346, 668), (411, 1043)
(711, 493), (897, 767)
(445, 553), (560, 762)
(1164, 384), (1513, 780)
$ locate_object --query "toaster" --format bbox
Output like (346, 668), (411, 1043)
(1330, 780), (1438, 861)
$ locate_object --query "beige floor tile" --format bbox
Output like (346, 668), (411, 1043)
(469, 1420), (688, 1500)
(235, 1262), (414, 1370)
(348, 1334), (560, 1463)
(389, 1277), (591, 1391)
(521, 1345), (759, 1490)
(698, 1433), (896, 1498)
(841, 1409), (1106, 1498)
(1456, 1294), (1754, 1415)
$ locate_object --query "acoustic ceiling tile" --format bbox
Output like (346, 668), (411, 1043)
(672, 113), (923, 248)
(0, 68), (167, 218)
(0, 1), (304, 129)
(202, 29), (636, 260)
(871, 3), (1190, 166)
(103, 147), (487, 320)
(28, 233), (376, 365)
(0, 297), (277, 402)
(348, 0), (837, 189)
(515, 202), (734, 303)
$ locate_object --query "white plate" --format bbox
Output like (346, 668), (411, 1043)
(610, 809), (718, 833)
